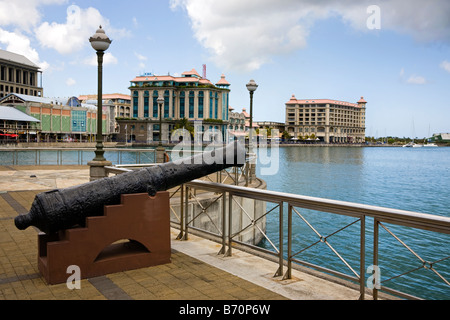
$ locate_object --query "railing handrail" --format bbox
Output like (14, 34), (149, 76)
(185, 180), (450, 235)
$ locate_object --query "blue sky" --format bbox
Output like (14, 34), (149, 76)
(1, 0), (449, 138)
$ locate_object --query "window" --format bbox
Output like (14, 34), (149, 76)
(133, 91), (139, 117)
(180, 92), (185, 118)
(198, 91), (204, 118)
(153, 91), (159, 118)
(164, 90), (170, 118)
(215, 92), (218, 119)
(189, 91), (195, 118)
(144, 91), (149, 118)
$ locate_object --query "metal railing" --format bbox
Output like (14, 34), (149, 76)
(104, 166), (450, 300)
(181, 181), (450, 300)
(0, 147), (156, 165)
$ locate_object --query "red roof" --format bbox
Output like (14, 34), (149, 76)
(181, 68), (201, 77)
(216, 74), (230, 86)
(358, 96), (367, 104)
(287, 94), (364, 108)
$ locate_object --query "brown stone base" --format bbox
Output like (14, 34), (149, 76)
(38, 192), (171, 285)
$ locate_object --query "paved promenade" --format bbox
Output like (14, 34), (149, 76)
(0, 165), (371, 301)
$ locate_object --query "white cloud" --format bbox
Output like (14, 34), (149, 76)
(35, 6), (108, 55)
(0, 0), (67, 31)
(66, 77), (76, 86)
(171, 0), (450, 72)
(83, 52), (118, 66)
(0, 28), (49, 71)
(407, 75), (427, 85)
(133, 17), (139, 28)
(440, 60), (450, 73)
(135, 52), (148, 61)
(35, 5), (130, 55)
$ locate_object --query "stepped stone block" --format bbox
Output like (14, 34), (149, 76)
(38, 192), (171, 285)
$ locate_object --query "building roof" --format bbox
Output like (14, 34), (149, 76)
(286, 94), (363, 108)
(182, 68), (201, 78)
(358, 97), (367, 104)
(130, 69), (230, 87)
(0, 49), (40, 69)
(79, 93), (131, 101)
(216, 74), (230, 86)
(0, 106), (40, 122)
(0, 93), (97, 110)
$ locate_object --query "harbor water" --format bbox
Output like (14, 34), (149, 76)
(1, 145), (449, 299)
(256, 146), (450, 300)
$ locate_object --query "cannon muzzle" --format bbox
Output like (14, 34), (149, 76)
(15, 141), (245, 234)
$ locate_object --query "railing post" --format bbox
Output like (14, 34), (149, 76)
(184, 185), (190, 241)
(219, 191), (227, 255)
(373, 218), (379, 300)
(275, 201), (284, 277)
(283, 203), (293, 280)
(176, 184), (185, 240)
(360, 215), (366, 300)
(225, 193), (233, 257)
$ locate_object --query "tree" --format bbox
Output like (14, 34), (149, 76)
(282, 131), (292, 140)
(173, 118), (194, 137)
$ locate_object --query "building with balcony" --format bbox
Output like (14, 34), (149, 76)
(285, 95), (367, 143)
(0, 49), (43, 99)
(121, 69), (231, 144)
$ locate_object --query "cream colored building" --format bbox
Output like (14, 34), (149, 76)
(0, 49), (43, 99)
(285, 95), (367, 143)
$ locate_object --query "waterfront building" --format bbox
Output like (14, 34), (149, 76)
(285, 95), (367, 143)
(0, 49), (43, 99)
(121, 69), (231, 143)
(79, 93), (131, 140)
(431, 133), (450, 143)
(227, 107), (247, 140)
(256, 121), (285, 139)
(0, 93), (110, 142)
(0, 105), (40, 143)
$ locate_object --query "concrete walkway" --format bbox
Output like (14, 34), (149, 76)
(0, 165), (371, 300)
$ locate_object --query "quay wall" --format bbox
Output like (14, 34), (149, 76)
(169, 179), (268, 245)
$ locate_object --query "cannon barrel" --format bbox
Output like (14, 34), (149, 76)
(15, 142), (245, 234)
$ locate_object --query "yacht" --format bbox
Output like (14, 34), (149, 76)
(403, 142), (423, 148)
(424, 143), (438, 147)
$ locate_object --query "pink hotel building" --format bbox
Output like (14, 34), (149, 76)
(285, 95), (367, 143)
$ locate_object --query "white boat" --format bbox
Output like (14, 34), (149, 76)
(424, 143), (438, 147)
(403, 142), (423, 148)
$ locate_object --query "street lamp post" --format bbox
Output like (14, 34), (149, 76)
(157, 96), (164, 147)
(156, 96), (165, 163)
(246, 79), (258, 184)
(88, 26), (112, 180)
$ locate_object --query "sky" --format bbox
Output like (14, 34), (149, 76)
(1, 0), (449, 138)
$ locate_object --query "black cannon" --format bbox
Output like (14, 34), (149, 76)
(15, 142), (245, 234)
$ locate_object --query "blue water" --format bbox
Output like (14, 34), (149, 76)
(1, 145), (448, 299)
(256, 146), (450, 300)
